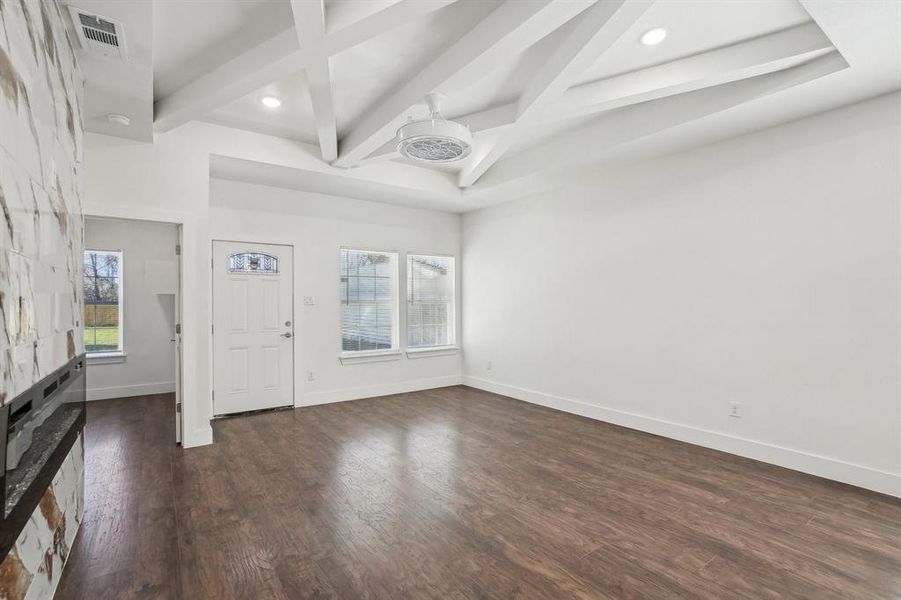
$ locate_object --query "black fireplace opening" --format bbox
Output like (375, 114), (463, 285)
(0, 354), (87, 558)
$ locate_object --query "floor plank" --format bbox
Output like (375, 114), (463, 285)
(54, 386), (901, 599)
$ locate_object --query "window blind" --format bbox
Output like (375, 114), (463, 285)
(407, 254), (454, 348)
(340, 249), (397, 352)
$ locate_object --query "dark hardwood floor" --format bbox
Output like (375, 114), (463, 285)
(55, 386), (901, 599)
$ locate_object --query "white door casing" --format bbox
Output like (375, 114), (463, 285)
(212, 241), (294, 415)
(175, 228), (183, 443)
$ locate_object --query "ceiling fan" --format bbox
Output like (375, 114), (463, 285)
(396, 93), (473, 163)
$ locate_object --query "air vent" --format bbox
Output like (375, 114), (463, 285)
(67, 6), (127, 60)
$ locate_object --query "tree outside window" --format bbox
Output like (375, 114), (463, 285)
(83, 250), (123, 353)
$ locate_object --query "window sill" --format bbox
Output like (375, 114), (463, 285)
(339, 349), (402, 365)
(87, 351), (127, 365)
(405, 345), (460, 359)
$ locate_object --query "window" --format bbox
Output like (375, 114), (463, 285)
(340, 249), (398, 352)
(83, 250), (123, 354)
(228, 252), (279, 274)
(407, 254), (455, 348)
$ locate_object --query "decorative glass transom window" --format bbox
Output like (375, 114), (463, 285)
(228, 252), (279, 274)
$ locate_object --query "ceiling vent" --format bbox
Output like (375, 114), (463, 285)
(67, 6), (127, 60)
(397, 93), (472, 163)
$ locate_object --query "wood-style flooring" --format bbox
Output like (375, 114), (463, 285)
(54, 387), (901, 599)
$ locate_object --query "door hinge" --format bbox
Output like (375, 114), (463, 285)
(176, 403), (181, 413)
(211, 324), (214, 334)
(212, 390), (215, 401)
(175, 244), (181, 256)
(211, 258), (214, 269)
(175, 323), (181, 334)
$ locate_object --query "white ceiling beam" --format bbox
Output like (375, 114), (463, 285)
(332, 0), (596, 168)
(154, 0), (458, 133)
(459, 0), (653, 187)
(359, 22), (832, 168)
(291, 0), (337, 161)
(458, 22), (833, 135)
(475, 50), (847, 189)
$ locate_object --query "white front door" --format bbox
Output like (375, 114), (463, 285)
(212, 241), (294, 415)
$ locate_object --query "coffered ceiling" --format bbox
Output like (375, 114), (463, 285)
(65, 0), (901, 211)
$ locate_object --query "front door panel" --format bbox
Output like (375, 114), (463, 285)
(212, 241), (294, 415)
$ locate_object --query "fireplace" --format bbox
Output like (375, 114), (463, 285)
(0, 354), (86, 559)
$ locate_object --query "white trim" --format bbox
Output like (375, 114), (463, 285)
(84, 202), (194, 447)
(300, 375), (461, 407)
(405, 345), (459, 358)
(463, 376), (901, 499)
(184, 426), (214, 448)
(86, 351), (127, 364)
(87, 381), (176, 401)
(339, 349), (402, 365)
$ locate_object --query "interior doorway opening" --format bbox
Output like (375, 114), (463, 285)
(84, 216), (184, 444)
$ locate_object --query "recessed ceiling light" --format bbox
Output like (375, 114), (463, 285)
(640, 27), (667, 46)
(261, 96), (282, 108)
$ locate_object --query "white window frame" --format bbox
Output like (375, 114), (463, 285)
(83, 249), (126, 361)
(404, 252), (457, 356)
(339, 248), (400, 364)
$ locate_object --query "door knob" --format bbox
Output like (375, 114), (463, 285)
(281, 332), (293, 338)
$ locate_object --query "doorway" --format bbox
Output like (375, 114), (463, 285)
(83, 216), (184, 444)
(212, 240), (294, 416)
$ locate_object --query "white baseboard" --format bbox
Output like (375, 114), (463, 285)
(87, 381), (176, 401)
(300, 375), (463, 407)
(463, 376), (901, 498)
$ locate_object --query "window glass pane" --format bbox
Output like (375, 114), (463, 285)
(347, 275), (359, 301)
(374, 276), (392, 301)
(228, 252), (278, 274)
(340, 249), (396, 352)
(83, 250), (123, 354)
(407, 254), (454, 348)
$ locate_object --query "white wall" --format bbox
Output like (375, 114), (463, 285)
(85, 217), (178, 400)
(210, 179), (462, 405)
(83, 122), (463, 446)
(462, 92), (901, 497)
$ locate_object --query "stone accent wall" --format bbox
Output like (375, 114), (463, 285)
(0, 434), (84, 600)
(0, 0), (84, 405)
(0, 1), (85, 599)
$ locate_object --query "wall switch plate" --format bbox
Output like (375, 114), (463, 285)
(303, 296), (315, 306)
(728, 401), (742, 419)
(306, 371), (315, 382)
(486, 360), (492, 371)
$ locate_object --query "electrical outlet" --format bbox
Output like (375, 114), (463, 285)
(486, 360), (493, 371)
(728, 401), (742, 419)
(306, 371), (315, 382)
(303, 296), (315, 306)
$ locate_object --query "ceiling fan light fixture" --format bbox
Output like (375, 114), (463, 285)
(397, 93), (472, 163)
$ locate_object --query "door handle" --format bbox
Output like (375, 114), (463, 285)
(281, 332), (293, 338)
